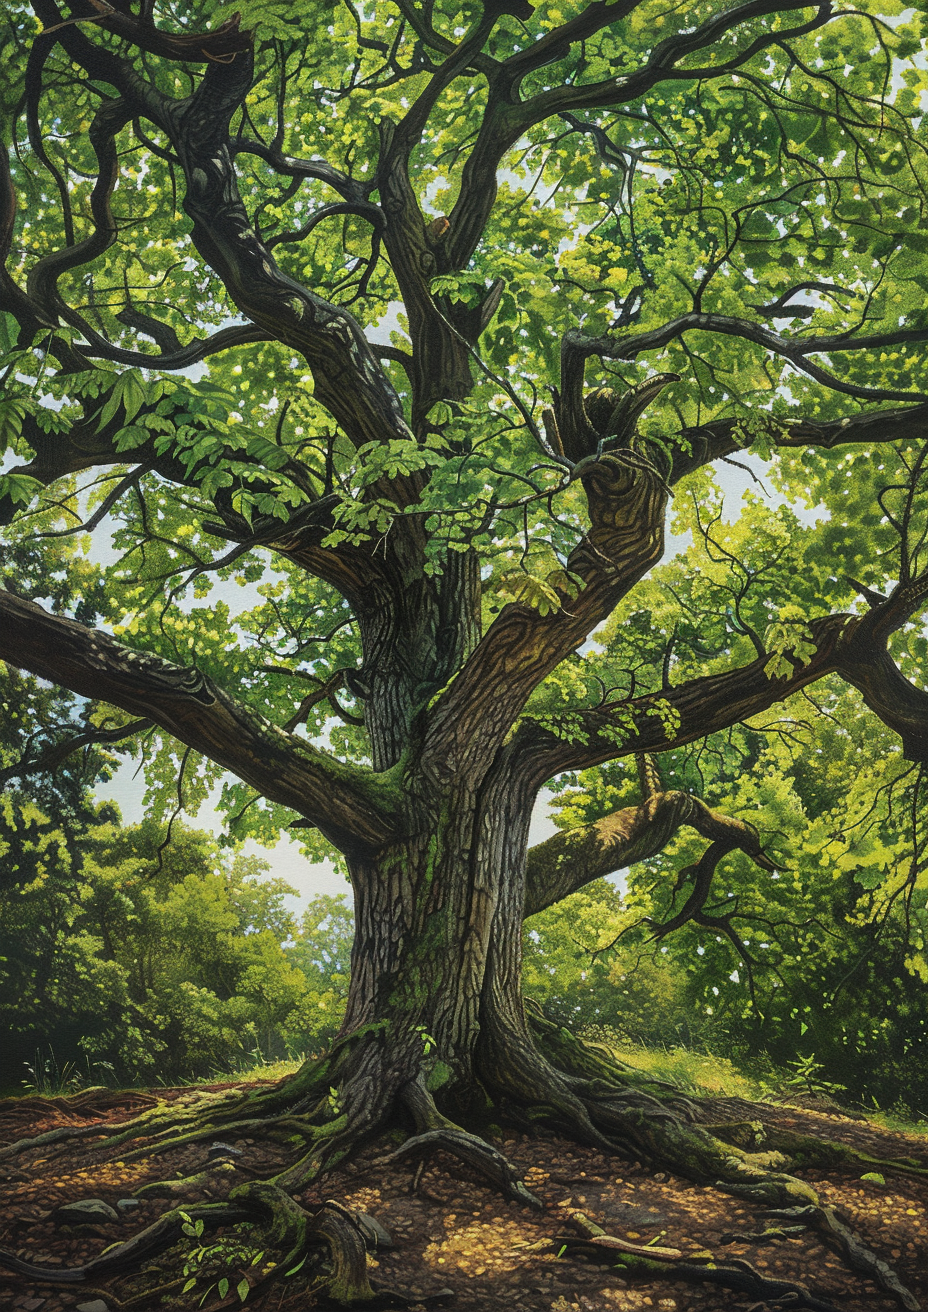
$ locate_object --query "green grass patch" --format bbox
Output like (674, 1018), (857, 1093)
(601, 1038), (769, 1100)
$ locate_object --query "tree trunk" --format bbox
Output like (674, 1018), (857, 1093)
(333, 753), (537, 1124)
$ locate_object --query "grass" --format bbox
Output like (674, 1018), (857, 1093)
(867, 1108), (928, 1139)
(2, 1047), (306, 1102)
(191, 1056), (303, 1085)
(601, 1037), (770, 1100)
(7, 1039), (928, 1142)
(595, 1034), (928, 1138)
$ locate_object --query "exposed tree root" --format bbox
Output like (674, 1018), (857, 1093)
(707, 1118), (928, 1178)
(762, 1205), (922, 1312)
(552, 1209), (845, 1312)
(0, 1180), (453, 1307)
(0, 1045), (350, 1170)
(370, 1075), (544, 1208)
(2, 1021), (926, 1310)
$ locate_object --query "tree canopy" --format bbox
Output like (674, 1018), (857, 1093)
(1, 0), (927, 828)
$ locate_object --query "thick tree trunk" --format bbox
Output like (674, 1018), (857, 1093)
(336, 753), (536, 1119)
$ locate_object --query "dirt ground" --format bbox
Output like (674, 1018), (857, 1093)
(0, 1083), (926, 1312)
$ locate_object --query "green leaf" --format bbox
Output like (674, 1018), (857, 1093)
(113, 424), (151, 452)
(97, 370), (150, 430)
(0, 473), (42, 508)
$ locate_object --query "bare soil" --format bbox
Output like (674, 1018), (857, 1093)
(1, 1084), (926, 1312)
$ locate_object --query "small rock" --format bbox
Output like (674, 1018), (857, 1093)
(207, 1141), (243, 1160)
(116, 1198), (141, 1213)
(52, 1200), (119, 1227)
(76, 1302), (111, 1312)
(17, 1299), (46, 1311)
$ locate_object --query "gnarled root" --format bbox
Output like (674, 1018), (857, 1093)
(554, 1210), (844, 1312)
(0, 1179), (449, 1308)
(486, 1018), (924, 1311)
(0, 1046), (350, 1170)
(707, 1118), (928, 1178)
(372, 1075), (543, 1208)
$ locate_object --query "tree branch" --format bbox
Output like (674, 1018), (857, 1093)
(665, 402), (928, 487)
(0, 588), (401, 850)
(0, 717), (150, 790)
(518, 604), (928, 786)
(565, 315), (928, 405)
(50, 0), (254, 64)
(230, 138), (368, 206)
(512, 0), (836, 120)
(524, 788), (774, 917)
(420, 453), (670, 784)
(88, 322), (271, 370)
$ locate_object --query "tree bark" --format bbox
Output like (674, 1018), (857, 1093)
(325, 744), (542, 1123)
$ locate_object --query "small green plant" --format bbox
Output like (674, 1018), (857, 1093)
(414, 1025), (437, 1056)
(177, 1212), (264, 1305)
(781, 1055), (847, 1101)
(21, 1046), (83, 1095)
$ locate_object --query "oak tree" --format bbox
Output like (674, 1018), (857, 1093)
(2, 0), (928, 1304)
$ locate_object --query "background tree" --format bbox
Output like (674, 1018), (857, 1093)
(0, 802), (343, 1089)
(2, 0), (928, 1303)
(542, 490), (928, 1112)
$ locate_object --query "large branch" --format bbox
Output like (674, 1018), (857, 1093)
(27, 0), (412, 451)
(836, 576), (928, 756)
(420, 454), (670, 785)
(517, 605), (928, 785)
(524, 788), (773, 917)
(0, 589), (401, 850)
(665, 402), (928, 487)
(55, 0), (254, 63)
(521, 617), (847, 782)
(204, 493), (397, 607)
(554, 327), (928, 498)
(230, 139), (368, 207)
(371, 9), (526, 422)
(376, 119), (477, 423)
(564, 318), (928, 406)
(84, 324), (271, 371)
(502, 0), (643, 82)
